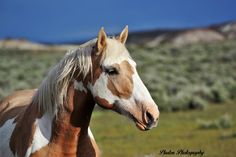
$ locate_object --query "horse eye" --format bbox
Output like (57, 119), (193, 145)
(104, 66), (119, 75)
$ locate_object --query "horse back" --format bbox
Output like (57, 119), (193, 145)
(0, 89), (36, 127)
(0, 90), (36, 157)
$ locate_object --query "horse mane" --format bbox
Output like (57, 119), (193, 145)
(32, 39), (97, 115)
(32, 37), (131, 115)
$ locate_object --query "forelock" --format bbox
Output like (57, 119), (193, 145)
(101, 38), (131, 65)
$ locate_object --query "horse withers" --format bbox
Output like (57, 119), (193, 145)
(0, 26), (159, 157)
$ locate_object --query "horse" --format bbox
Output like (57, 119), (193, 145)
(0, 26), (160, 157)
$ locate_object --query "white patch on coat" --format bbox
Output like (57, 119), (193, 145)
(88, 74), (119, 105)
(0, 119), (16, 157)
(74, 80), (87, 93)
(88, 127), (94, 140)
(25, 112), (52, 156)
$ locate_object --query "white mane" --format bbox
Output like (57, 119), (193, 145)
(32, 39), (96, 115)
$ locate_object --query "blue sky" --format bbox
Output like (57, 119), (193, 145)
(0, 0), (235, 43)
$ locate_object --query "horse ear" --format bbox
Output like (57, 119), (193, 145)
(118, 25), (128, 44)
(97, 27), (107, 53)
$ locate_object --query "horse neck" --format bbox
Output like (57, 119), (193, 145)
(26, 81), (95, 157)
(48, 82), (95, 152)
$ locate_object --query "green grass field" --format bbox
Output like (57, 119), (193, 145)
(91, 101), (236, 157)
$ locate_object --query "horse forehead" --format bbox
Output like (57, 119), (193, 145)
(106, 38), (126, 52)
(103, 39), (130, 65)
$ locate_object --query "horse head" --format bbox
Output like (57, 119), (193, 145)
(87, 26), (160, 131)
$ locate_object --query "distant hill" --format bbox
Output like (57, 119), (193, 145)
(0, 38), (48, 50)
(0, 21), (236, 50)
(127, 21), (236, 47)
(0, 38), (78, 51)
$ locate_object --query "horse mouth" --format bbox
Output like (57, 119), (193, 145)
(112, 102), (151, 131)
(130, 115), (150, 131)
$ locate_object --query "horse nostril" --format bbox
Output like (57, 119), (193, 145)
(145, 111), (154, 126)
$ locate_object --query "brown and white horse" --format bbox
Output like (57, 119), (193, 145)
(0, 26), (159, 157)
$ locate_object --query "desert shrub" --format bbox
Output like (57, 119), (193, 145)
(228, 85), (236, 99)
(153, 91), (171, 112)
(223, 78), (236, 99)
(197, 119), (220, 129)
(233, 132), (236, 138)
(0, 49), (64, 100)
(197, 114), (233, 129)
(169, 93), (191, 111)
(0, 89), (5, 99)
(186, 85), (214, 102)
(218, 114), (233, 129)
(220, 131), (236, 139)
(168, 92), (208, 111)
(188, 96), (208, 110)
(210, 82), (230, 103)
(1, 39), (236, 111)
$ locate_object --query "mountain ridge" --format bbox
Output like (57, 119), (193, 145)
(0, 20), (236, 50)
(127, 20), (236, 46)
